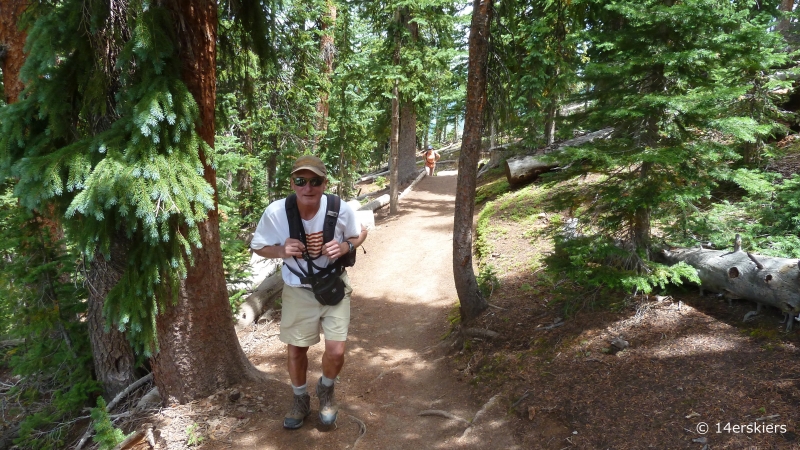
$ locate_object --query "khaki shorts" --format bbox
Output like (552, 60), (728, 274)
(279, 271), (352, 347)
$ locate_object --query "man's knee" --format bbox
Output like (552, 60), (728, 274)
(288, 345), (309, 360)
(324, 341), (346, 360)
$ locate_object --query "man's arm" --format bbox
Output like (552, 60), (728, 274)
(321, 225), (368, 259)
(252, 238), (306, 259)
(348, 224), (368, 248)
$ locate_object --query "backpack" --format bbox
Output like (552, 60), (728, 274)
(283, 193), (355, 305)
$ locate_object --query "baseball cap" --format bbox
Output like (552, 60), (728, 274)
(291, 155), (327, 177)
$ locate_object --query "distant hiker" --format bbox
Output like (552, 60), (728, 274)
(250, 155), (367, 429)
(423, 145), (441, 176)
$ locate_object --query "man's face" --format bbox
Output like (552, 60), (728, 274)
(291, 169), (327, 208)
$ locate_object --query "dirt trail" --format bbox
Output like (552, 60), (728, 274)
(206, 173), (518, 450)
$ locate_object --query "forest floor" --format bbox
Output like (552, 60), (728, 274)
(108, 164), (800, 449)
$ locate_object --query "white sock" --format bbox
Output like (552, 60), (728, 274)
(320, 375), (335, 387)
(292, 383), (307, 396)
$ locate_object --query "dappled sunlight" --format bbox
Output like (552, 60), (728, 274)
(649, 333), (746, 358)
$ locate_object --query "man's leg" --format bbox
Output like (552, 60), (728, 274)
(317, 340), (345, 426)
(288, 344), (310, 386)
(280, 281), (320, 430)
(283, 344), (311, 429)
(321, 340), (345, 379)
(316, 273), (351, 426)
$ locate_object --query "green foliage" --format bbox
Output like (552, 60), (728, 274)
(186, 423), (205, 447)
(674, 167), (800, 258)
(477, 264), (501, 298)
(475, 176), (510, 204)
(548, 234), (700, 296)
(91, 397), (127, 450)
(0, 186), (98, 450)
(374, 176), (388, 189)
(493, 0), (582, 144)
(545, 0), (793, 277)
(0, 0), (221, 354)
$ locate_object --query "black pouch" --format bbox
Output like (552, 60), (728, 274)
(309, 271), (346, 306)
(288, 255), (347, 306)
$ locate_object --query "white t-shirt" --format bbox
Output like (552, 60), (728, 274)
(251, 195), (360, 287)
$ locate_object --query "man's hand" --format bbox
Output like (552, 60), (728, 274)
(282, 238), (306, 258)
(321, 240), (347, 259)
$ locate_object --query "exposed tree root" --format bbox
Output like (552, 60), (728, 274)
(347, 413), (367, 448)
(418, 410), (471, 426)
(462, 328), (500, 339)
(461, 394), (502, 438)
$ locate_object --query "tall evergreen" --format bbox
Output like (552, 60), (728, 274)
(552, 0), (792, 291)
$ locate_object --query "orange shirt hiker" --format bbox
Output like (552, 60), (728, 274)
(423, 147), (440, 176)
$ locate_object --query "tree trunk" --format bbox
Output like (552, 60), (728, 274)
(267, 134), (279, 203)
(390, 79), (400, 214)
(397, 8), (419, 185)
(633, 162), (652, 255)
(777, 0), (795, 36)
(399, 99), (418, 183)
(87, 239), (137, 400)
(0, 0), (27, 104)
(660, 247), (800, 316)
(544, 98), (557, 146)
(390, 8), (401, 215)
(153, 0), (262, 405)
(454, 0), (492, 323)
(313, 0), (337, 151)
(423, 121), (430, 151)
(489, 120), (496, 149)
(337, 81), (347, 197)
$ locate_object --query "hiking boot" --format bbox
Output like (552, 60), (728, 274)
(316, 378), (339, 425)
(283, 393), (311, 429)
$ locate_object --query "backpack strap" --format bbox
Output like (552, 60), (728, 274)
(285, 194), (306, 244)
(283, 193), (344, 282)
(323, 194), (340, 246)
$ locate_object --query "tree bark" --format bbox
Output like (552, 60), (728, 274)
(0, 0), (27, 103)
(660, 247), (800, 316)
(397, 8), (419, 185)
(87, 239), (137, 400)
(390, 79), (400, 214)
(153, 0), (262, 405)
(390, 9), (401, 215)
(313, 0), (336, 151)
(399, 99), (418, 184)
(453, 0), (492, 323)
(777, 0), (795, 36)
(544, 98), (557, 146)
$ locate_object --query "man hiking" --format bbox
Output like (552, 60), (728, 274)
(251, 155), (367, 429)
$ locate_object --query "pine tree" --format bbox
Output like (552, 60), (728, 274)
(0, 0), (267, 405)
(552, 0), (791, 292)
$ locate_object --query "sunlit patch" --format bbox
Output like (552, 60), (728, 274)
(651, 334), (743, 358)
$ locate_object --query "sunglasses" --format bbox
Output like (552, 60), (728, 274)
(293, 176), (325, 187)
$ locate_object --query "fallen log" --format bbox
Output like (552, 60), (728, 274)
(359, 170), (389, 183)
(235, 271), (283, 329)
(504, 157), (559, 186)
(502, 128), (613, 185)
(359, 194), (389, 211)
(661, 245), (800, 330)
